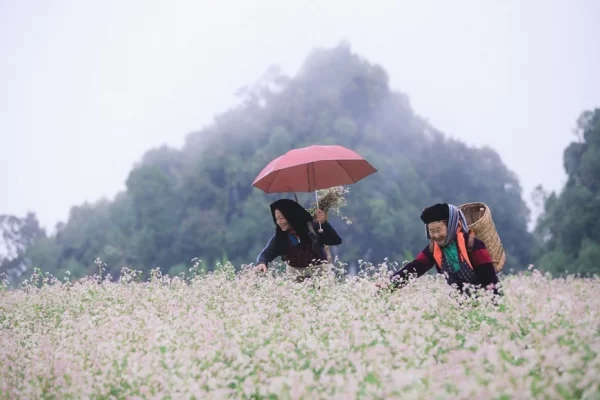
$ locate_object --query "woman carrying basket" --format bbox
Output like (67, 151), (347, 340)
(376, 203), (501, 296)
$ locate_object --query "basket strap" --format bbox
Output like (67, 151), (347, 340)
(431, 232), (502, 271)
(466, 232), (502, 268)
(467, 232), (475, 251)
(430, 233), (475, 253)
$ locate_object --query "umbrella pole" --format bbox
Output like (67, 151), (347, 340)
(315, 190), (323, 233)
(310, 163), (323, 233)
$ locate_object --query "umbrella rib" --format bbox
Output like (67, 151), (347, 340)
(267, 171), (278, 193)
(308, 162), (313, 192)
(335, 160), (359, 184)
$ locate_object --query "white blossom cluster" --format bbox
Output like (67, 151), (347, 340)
(1, 264), (599, 399)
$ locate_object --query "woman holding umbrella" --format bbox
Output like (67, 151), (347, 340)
(255, 198), (342, 281)
(251, 144), (375, 280)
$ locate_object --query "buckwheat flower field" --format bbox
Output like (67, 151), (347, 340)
(1, 263), (599, 399)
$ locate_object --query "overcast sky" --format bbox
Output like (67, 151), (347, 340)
(1, 0), (599, 233)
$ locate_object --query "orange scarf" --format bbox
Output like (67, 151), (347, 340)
(432, 226), (474, 270)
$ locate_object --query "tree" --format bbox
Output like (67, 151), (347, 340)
(0, 212), (46, 285)
(22, 42), (535, 281)
(534, 108), (600, 275)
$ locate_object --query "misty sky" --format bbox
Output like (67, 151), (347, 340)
(1, 0), (599, 233)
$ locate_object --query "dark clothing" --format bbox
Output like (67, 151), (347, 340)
(259, 198), (343, 270)
(257, 221), (342, 268)
(390, 231), (500, 295)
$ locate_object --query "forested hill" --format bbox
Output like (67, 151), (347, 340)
(23, 42), (534, 280)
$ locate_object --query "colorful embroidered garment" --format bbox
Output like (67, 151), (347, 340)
(439, 242), (478, 286)
(432, 205), (473, 270)
(442, 241), (461, 272)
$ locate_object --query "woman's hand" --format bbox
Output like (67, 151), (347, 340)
(315, 209), (326, 224)
(255, 263), (267, 273)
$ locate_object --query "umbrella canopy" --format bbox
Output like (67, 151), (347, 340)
(252, 145), (377, 193)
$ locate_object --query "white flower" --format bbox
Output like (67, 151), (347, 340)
(1, 264), (598, 398)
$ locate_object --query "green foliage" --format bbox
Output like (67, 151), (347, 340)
(21, 42), (535, 281)
(534, 108), (600, 275)
(0, 212), (47, 287)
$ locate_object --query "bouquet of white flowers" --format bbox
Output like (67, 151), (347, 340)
(306, 186), (352, 225)
(305, 186), (351, 262)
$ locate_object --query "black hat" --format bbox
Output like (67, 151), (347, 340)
(420, 203), (449, 224)
(270, 199), (313, 231)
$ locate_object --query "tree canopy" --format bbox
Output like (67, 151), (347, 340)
(533, 108), (600, 276)
(0, 212), (46, 284)
(15, 42), (536, 282)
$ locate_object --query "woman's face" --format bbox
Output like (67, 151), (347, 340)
(274, 209), (290, 231)
(428, 221), (448, 246)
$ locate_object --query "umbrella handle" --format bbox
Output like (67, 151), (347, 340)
(315, 190), (323, 233)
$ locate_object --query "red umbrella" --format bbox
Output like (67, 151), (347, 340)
(252, 145), (377, 230)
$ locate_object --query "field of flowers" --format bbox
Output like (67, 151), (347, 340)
(1, 262), (599, 399)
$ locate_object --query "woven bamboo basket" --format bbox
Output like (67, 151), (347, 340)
(459, 202), (506, 272)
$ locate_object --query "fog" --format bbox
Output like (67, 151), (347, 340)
(1, 0), (599, 231)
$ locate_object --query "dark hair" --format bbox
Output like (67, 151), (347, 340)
(270, 199), (312, 234)
(269, 199), (321, 254)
